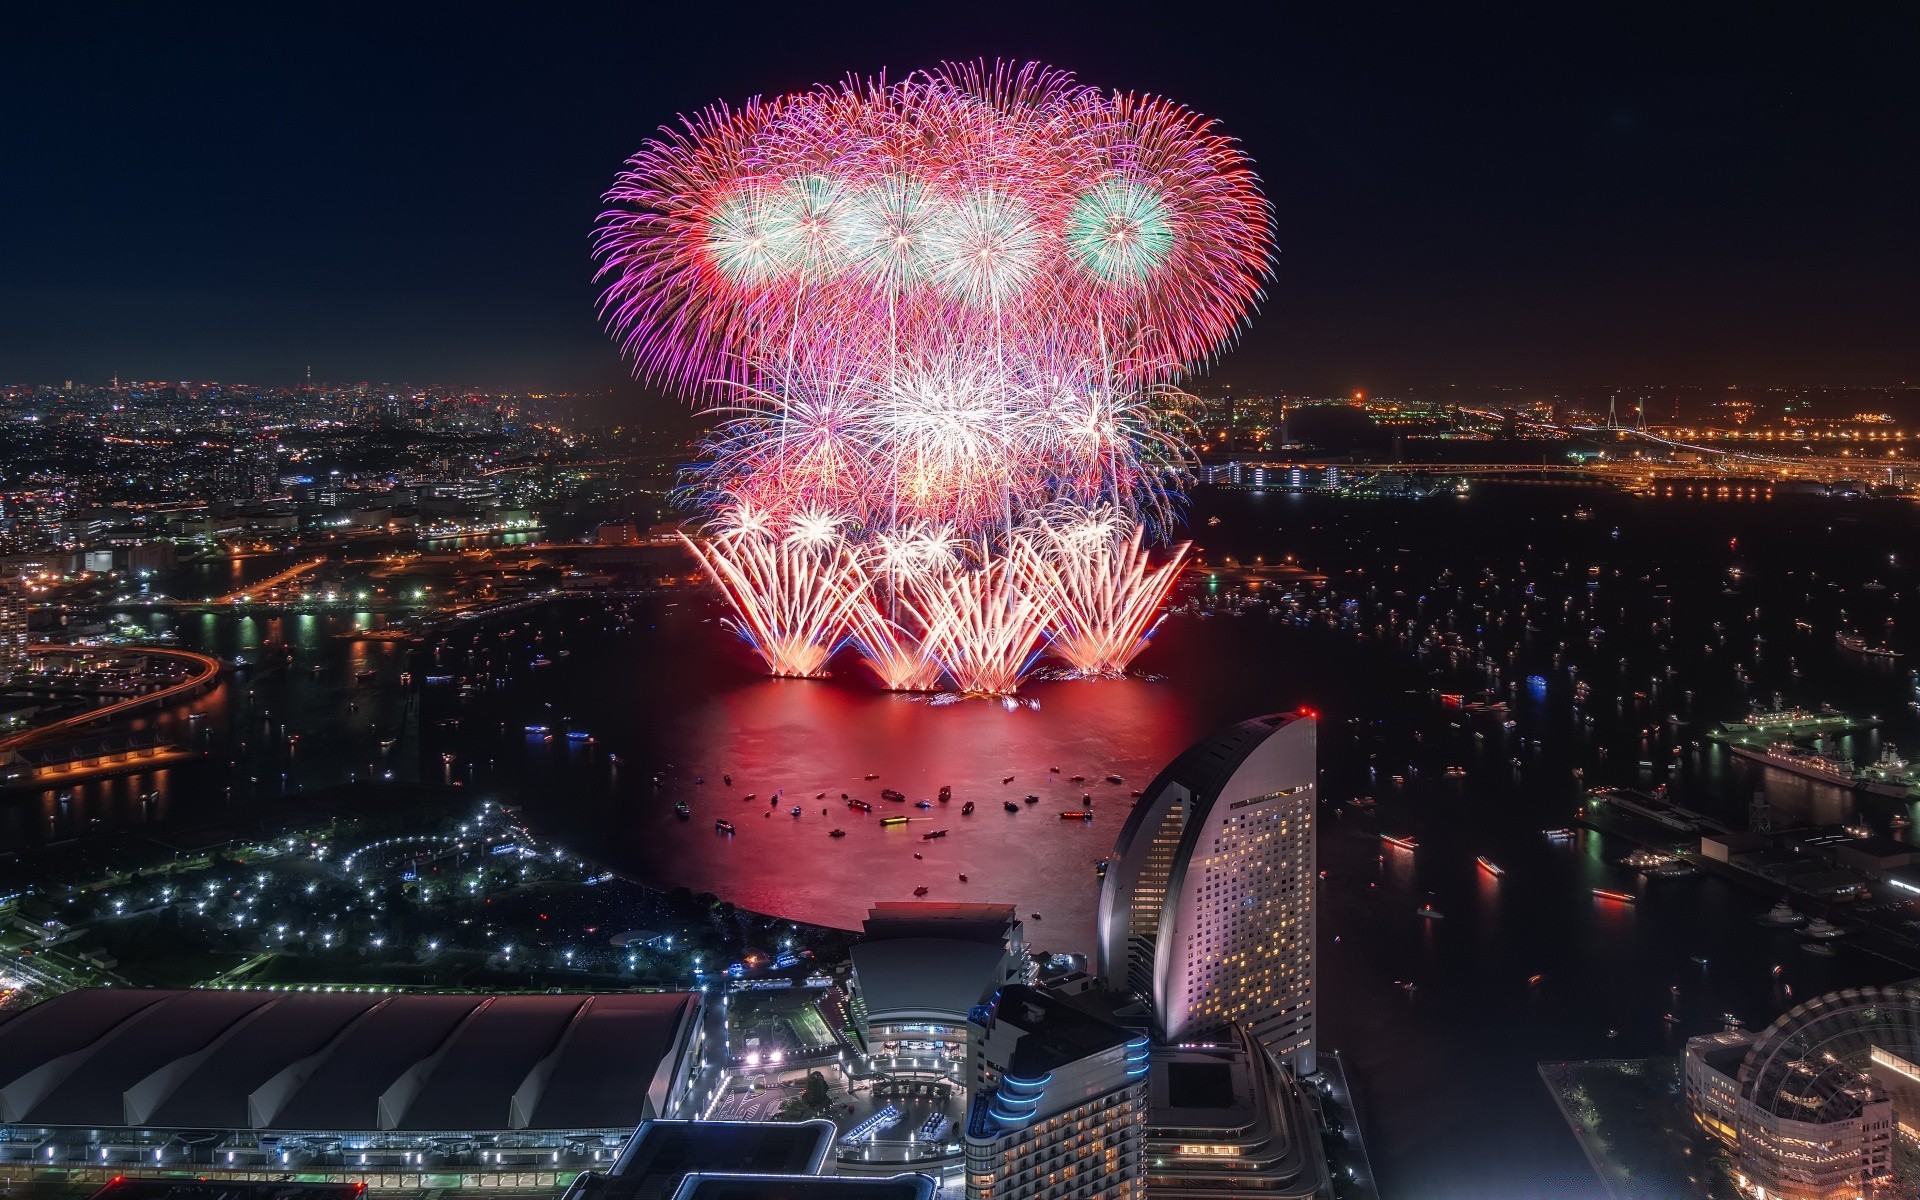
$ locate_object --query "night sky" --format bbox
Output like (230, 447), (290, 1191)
(5, 4), (1916, 395)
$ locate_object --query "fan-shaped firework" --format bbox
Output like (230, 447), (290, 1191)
(599, 61), (1271, 693)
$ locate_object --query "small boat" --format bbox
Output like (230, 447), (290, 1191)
(829, 829), (846, 838)
(723, 774), (732, 786)
(566, 730), (592, 742)
(922, 829), (948, 840)
(1542, 828), (1576, 841)
(848, 799), (872, 813)
(915, 800), (933, 809)
(1593, 889), (1636, 905)
(1526, 974), (1544, 985)
(1070, 774), (1086, 782)
(1004, 801), (1020, 813)
(938, 785), (952, 802)
(1059, 811), (1093, 821)
(1105, 775), (1123, 784)
(1024, 794), (1040, 804)
(1417, 904), (1444, 919)
(958, 873), (968, 882)
(1002, 775), (1015, 784)
(789, 806), (802, 817)
(815, 791), (825, 799)
(880, 815), (911, 828)
(913, 852), (922, 860)
(356, 670), (376, 683)
(1030, 913), (1042, 920)
(961, 801), (975, 815)
(1476, 856), (1504, 877)
(1761, 901), (1805, 927)
(674, 802), (690, 819)
(743, 793), (756, 802)
(714, 820), (736, 835)
(1802, 942), (1837, 956)
(913, 886), (930, 897)
(1690, 955), (1710, 966)
(524, 724), (550, 734)
(531, 657), (552, 667)
(864, 772), (879, 780)
(1380, 834), (1418, 852)
(1802, 918), (1845, 939)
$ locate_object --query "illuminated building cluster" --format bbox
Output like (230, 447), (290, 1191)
(595, 61), (1272, 692)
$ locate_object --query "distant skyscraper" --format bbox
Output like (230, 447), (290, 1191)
(0, 583), (27, 678)
(1095, 714), (1317, 1074)
(963, 984), (1147, 1200)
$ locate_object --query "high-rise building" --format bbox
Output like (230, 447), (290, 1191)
(0, 582), (27, 678)
(963, 984), (1147, 1200)
(1095, 714), (1317, 1074)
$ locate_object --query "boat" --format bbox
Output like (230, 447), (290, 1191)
(531, 656), (552, 667)
(938, 785), (952, 802)
(1543, 828), (1577, 841)
(1802, 942), (1836, 956)
(1476, 856), (1504, 878)
(1002, 775), (1015, 784)
(881, 788), (906, 803)
(1024, 794), (1040, 804)
(566, 730), (592, 742)
(1105, 775), (1123, 784)
(829, 828), (846, 838)
(1802, 918), (1845, 939)
(714, 820), (736, 835)
(1761, 902), (1806, 927)
(1592, 889), (1636, 905)
(1728, 740), (1860, 787)
(915, 800), (933, 809)
(524, 724), (550, 734)
(913, 886), (929, 897)
(1417, 904), (1444, 919)
(356, 669), (376, 683)
(879, 816), (911, 828)
(958, 873), (968, 882)
(789, 806), (802, 817)
(1059, 811), (1093, 821)
(674, 802), (690, 819)
(1380, 834), (1418, 852)
(922, 829), (947, 840)
(1004, 801), (1020, 813)
(1838, 632), (1902, 660)
(848, 799), (872, 813)
(1690, 955), (1710, 966)
(864, 772), (879, 780)
(961, 801), (975, 815)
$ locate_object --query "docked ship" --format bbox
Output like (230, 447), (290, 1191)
(1728, 740), (1859, 787)
(1715, 702), (1875, 739)
(1857, 747), (1920, 799)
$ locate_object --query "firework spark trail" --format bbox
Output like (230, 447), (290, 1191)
(844, 586), (944, 691)
(1016, 517), (1191, 678)
(918, 555), (1050, 695)
(680, 532), (868, 678)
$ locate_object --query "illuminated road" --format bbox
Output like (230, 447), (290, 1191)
(0, 645), (223, 752)
(210, 556), (325, 604)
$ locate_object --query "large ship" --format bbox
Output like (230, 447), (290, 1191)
(1728, 740), (1859, 787)
(1837, 632), (1903, 661)
(1715, 702), (1875, 739)
(1857, 746), (1920, 799)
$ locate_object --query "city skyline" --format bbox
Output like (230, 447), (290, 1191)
(5, 5), (1916, 393)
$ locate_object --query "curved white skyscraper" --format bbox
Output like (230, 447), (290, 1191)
(1095, 713), (1317, 1074)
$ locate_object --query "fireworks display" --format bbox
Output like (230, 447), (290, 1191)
(597, 61), (1271, 694)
